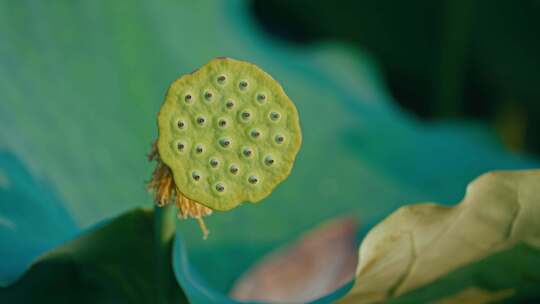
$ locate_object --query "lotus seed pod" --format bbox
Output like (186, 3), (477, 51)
(148, 57), (302, 237)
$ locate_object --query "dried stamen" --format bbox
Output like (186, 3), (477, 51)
(147, 141), (212, 239)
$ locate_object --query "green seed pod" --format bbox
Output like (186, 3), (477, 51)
(157, 57), (302, 211)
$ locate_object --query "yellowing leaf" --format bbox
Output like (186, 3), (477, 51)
(340, 170), (540, 303)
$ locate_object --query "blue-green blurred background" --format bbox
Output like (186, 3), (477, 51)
(0, 0), (539, 303)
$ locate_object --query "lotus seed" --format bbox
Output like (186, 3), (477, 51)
(256, 94), (266, 103)
(243, 147), (253, 157)
(239, 80), (248, 89)
(269, 112), (281, 121)
(219, 138), (231, 148)
(226, 100), (235, 109)
(195, 144), (204, 154)
(177, 120), (186, 129)
(250, 129), (261, 138)
(217, 75), (226, 83)
(204, 91), (213, 101)
(275, 135), (285, 144)
(210, 159), (219, 168)
(218, 119), (227, 128)
(177, 142), (185, 151)
(248, 175), (259, 184)
(192, 171), (201, 181)
(184, 94), (193, 103)
(197, 116), (206, 126)
(215, 183), (225, 192)
(229, 164), (239, 174)
(241, 111), (251, 120)
(264, 156), (275, 166)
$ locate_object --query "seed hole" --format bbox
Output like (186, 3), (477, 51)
(250, 129), (261, 138)
(243, 147), (253, 157)
(204, 91), (213, 101)
(275, 135), (285, 144)
(215, 183), (225, 192)
(217, 75), (226, 84)
(239, 80), (248, 90)
(196, 116), (206, 126)
(219, 138), (231, 148)
(241, 111), (251, 120)
(177, 120), (186, 129)
(230, 165), (239, 175)
(269, 112), (281, 121)
(265, 156), (275, 166)
(248, 175), (259, 185)
(192, 171), (201, 181)
(195, 144), (204, 154)
(210, 159), (219, 168)
(226, 100), (235, 109)
(184, 94), (193, 103)
(176, 142), (185, 151)
(256, 94), (266, 103)
(218, 119), (227, 128)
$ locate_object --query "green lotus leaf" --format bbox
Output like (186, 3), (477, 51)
(0, 208), (188, 304)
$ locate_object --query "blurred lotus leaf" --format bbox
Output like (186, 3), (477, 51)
(0, 152), (78, 285)
(340, 170), (540, 303)
(0, 0), (538, 303)
(229, 216), (359, 303)
(0, 208), (187, 304)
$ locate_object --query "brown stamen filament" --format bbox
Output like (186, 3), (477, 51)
(148, 142), (212, 239)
